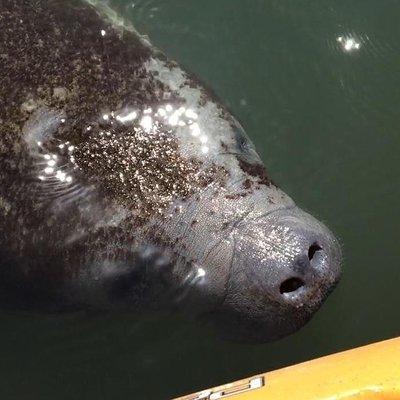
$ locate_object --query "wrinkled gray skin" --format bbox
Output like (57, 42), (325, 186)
(0, 0), (341, 343)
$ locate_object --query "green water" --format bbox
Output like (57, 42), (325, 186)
(1, 1), (399, 399)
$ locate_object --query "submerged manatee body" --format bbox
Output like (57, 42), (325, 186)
(0, 0), (341, 342)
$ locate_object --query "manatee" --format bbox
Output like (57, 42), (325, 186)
(0, 0), (341, 342)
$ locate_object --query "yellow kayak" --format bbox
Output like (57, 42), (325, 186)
(175, 337), (400, 400)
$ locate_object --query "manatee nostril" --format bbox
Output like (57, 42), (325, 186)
(280, 277), (305, 294)
(308, 243), (322, 261)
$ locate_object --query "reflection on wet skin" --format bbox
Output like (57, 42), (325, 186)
(37, 143), (75, 184)
(34, 103), (209, 198)
(33, 25), (214, 190)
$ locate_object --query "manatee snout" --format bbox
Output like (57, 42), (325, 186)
(204, 206), (342, 343)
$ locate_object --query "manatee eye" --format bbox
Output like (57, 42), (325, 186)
(231, 118), (260, 159)
(233, 125), (251, 153)
(237, 133), (247, 149)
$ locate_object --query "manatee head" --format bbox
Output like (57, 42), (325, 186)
(67, 2), (342, 342)
(150, 105), (342, 343)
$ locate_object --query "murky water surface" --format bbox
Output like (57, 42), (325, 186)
(0, 1), (399, 399)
